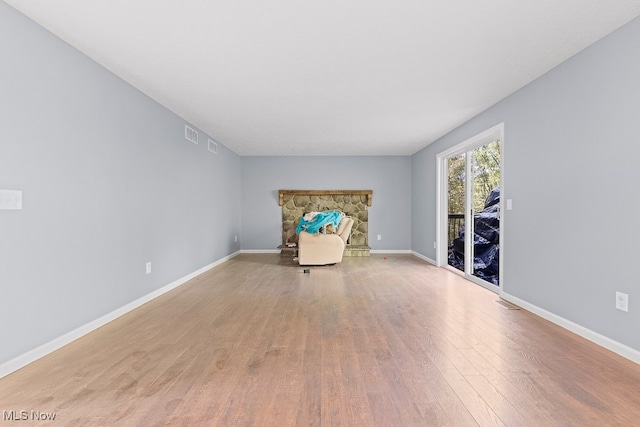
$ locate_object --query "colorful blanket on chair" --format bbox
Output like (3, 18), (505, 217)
(295, 210), (343, 235)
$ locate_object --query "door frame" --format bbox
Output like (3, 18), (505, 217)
(435, 123), (505, 294)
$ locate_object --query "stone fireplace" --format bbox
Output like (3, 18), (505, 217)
(278, 189), (372, 256)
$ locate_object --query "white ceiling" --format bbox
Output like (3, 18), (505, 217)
(5, 1), (640, 156)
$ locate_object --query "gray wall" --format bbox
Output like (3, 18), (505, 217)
(0, 3), (241, 365)
(4, 0), (638, 368)
(412, 17), (640, 352)
(241, 156), (411, 251)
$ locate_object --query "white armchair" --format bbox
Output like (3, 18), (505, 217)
(297, 217), (354, 265)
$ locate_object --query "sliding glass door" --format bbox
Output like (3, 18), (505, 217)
(439, 125), (503, 291)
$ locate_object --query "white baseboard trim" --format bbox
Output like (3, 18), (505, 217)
(0, 251), (241, 380)
(244, 249), (415, 255)
(411, 251), (437, 265)
(501, 291), (640, 365)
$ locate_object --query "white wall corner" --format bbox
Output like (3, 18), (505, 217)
(411, 251), (437, 265)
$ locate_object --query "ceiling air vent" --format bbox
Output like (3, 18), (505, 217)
(208, 139), (218, 154)
(185, 125), (198, 144)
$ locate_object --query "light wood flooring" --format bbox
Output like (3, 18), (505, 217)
(1, 254), (640, 426)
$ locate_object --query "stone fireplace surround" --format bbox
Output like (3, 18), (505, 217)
(278, 190), (372, 256)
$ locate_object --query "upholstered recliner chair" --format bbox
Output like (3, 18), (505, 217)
(298, 216), (354, 265)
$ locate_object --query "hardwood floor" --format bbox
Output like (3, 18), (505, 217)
(1, 254), (640, 426)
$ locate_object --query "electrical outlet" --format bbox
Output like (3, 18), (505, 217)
(616, 292), (628, 312)
(377, 234), (382, 241)
(433, 241), (436, 249)
(146, 262), (152, 275)
(234, 235), (238, 242)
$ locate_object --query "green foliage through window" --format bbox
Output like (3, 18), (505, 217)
(447, 140), (500, 215)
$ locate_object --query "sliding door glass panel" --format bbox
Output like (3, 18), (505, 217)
(447, 153), (466, 272)
(470, 140), (501, 285)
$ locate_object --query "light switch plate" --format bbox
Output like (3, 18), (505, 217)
(0, 189), (23, 210)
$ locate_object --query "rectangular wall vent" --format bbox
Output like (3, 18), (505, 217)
(208, 139), (218, 154)
(185, 125), (198, 144)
